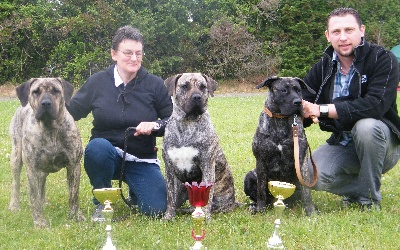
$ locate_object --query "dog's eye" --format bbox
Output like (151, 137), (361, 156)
(52, 88), (61, 95)
(273, 88), (287, 93)
(199, 84), (206, 91)
(32, 89), (40, 95)
(181, 83), (189, 90)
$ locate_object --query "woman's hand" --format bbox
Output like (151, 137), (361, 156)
(134, 122), (159, 136)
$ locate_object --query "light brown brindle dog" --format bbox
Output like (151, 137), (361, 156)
(162, 73), (237, 220)
(9, 78), (85, 228)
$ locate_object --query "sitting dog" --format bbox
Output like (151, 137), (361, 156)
(162, 73), (237, 220)
(244, 76), (317, 216)
(9, 78), (85, 227)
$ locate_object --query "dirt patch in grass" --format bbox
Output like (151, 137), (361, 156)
(216, 75), (265, 94)
(0, 84), (16, 99)
(0, 75), (268, 99)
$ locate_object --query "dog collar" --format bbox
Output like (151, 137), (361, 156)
(263, 106), (290, 119)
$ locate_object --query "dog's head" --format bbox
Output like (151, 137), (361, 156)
(16, 78), (74, 122)
(164, 73), (217, 117)
(256, 76), (315, 116)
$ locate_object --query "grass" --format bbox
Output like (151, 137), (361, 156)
(0, 93), (400, 249)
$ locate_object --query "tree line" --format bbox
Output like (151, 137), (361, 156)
(0, 0), (399, 87)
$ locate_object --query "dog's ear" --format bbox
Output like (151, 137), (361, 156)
(16, 78), (36, 107)
(294, 77), (316, 95)
(256, 76), (280, 89)
(202, 74), (218, 97)
(57, 78), (75, 105)
(164, 74), (182, 97)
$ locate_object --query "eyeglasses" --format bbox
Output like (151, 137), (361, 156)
(118, 50), (144, 59)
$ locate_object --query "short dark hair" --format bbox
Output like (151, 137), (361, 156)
(111, 26), (144, 50)
(327, 8), (362, 29)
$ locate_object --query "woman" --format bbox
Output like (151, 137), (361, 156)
(67, 26), (173, 220)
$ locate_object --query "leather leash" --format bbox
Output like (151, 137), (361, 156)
(292, 116), (318, 188)
(264, 107), (318, 188)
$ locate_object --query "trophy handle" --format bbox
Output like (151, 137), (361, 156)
(191, 228), (206, 241)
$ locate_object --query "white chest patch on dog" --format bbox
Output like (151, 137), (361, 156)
(167, 146), (199, 172)
(277, 144), (283, 151)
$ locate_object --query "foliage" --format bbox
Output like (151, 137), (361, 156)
(1, 94), (400, 249)
(205, 18), (278, 79)
(0, 0), (399, 85)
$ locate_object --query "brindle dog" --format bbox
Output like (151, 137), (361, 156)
(244, 76), (317, 216)
(9, 78), (85, 228)
(162, 73), (237, 220)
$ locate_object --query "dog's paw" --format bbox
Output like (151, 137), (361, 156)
(248, 202), (257, 214)
(34, 219), (49, 228)
(8, 203), (20, 212)
(69, 210), (86, 222)
(162, 210), (176, 221)
(304, 204), (318, 216)
(249, 203), (266, 214)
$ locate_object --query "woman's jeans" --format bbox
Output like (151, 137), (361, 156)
(309, 118), (400, 204)
(84, 138), (167, 217)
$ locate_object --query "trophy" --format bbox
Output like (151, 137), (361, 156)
(185, 181), (214, 250)
(266, 181), (296, 249)
(92, 188), (122, 250)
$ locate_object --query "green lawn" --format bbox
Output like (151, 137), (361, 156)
(0, 94), (399, 249)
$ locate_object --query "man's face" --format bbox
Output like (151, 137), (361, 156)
(325, 14), (365, 58)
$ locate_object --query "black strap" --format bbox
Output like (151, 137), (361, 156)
(119, 127), (137, 210)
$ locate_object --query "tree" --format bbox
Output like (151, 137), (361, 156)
(0, 1), (399, 85)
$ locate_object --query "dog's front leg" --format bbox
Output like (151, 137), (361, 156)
(66, 162), (85, 221)
(26, 168), (48, 228)
(300, 157), (316, 216)
(163, 167), (181, 220)
(202, 155), (216, 221)
(9, 145), (22, 211)
(255, 160), (268, 213)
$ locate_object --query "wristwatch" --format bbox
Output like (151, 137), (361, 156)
(319, 104), (329, 118)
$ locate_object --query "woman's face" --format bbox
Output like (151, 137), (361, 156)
(111, 39), (144, 77)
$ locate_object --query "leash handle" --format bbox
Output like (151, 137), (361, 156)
(292, 125), (318, 188)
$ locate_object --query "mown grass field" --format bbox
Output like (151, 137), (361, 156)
(0, 93), (399, 249)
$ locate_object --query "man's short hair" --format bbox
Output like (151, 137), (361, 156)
(327, 8), (363, 29)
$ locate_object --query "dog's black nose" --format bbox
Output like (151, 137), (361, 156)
(41, 99), (52, 108)
(192, 93), (202, 103)
(293, 99), (302, 106)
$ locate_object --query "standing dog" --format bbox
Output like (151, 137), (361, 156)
(9, 78), (85, 227)
(162, 73), (237, 220)
(244, 76), (316, 215)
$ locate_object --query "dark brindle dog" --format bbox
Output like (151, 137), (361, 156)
(162, 73), (237, 220)
(9, 78), (85, 227)
(244, 76), (317, 216)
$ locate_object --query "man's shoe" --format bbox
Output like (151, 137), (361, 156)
(360, 202), (381, 211)
(92, 204), (106, 222)
(343, 197), (381, 211)
(342, 196), (358, 207)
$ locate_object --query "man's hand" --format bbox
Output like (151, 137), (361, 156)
(302, 100), (338, 122)
(302, 100), (320, 119)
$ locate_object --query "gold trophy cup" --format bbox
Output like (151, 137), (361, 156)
(266, 181), (296, 249)
(93, 188), (122, 250)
